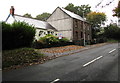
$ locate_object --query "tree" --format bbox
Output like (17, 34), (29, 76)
(86, 12), (106, 38)
(64, 3), (91, 17)
(113, 1), (120, 17)
(104, 24), (120, 40)
(64, 3), (76, 14)
(23, 13), (33, 18)
(35, 12), (51, 21)
(78, 4), (92, 17)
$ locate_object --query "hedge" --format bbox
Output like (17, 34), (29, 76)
(2, 21), (36, 50)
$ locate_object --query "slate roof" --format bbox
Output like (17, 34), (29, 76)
(59, 7), (86, 22)
(14, 14), (57, 31)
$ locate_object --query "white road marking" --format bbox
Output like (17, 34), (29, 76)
(83, 56), (103, 67)
(51, 79), (60, 83)
(109, 49), (116, 54)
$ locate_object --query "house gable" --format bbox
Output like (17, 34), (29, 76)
(47, 7), (71, 22)
(47, 7), (92, 43)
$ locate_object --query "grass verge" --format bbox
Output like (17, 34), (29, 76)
(3, 48), (45, 70)
(106, 39), (119, 43)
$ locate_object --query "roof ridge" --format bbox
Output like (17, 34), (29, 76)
(59, 7), (77, 15)
(13, 14), (57, 31)
(14, 14), (47, 23)
(58, 7), (86, 22)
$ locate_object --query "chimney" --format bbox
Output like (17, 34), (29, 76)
(10, 6), (15, 16)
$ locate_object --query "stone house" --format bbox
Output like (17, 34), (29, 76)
(47, 7), (92, 45)
(6, 14), (57, 41)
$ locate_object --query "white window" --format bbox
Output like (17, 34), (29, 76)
(39, 31), (43, 36)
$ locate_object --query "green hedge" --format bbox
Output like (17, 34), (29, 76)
(2, 21), (36, 50)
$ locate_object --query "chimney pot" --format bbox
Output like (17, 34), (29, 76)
(10, 6), (15, 16)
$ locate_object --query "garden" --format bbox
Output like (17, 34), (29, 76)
(2, 21), (70, 70)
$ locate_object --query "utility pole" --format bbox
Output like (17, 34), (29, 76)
(83, 11), (86, 46)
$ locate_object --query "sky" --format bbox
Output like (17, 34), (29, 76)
(0, 0), (118, 25)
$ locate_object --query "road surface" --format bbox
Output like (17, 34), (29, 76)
(2, 43), (119, 82)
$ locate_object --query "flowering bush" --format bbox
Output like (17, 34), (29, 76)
(34, 34), (70, 48)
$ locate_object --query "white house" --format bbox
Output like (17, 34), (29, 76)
(6, 14), (58, 40)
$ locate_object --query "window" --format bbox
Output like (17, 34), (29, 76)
(51, 31), (54, 35)
(44, 32), (46, 34)
(75, 31), (78, 39)
(75, 20), (78, 28)
(47, 31), (50, 34)
(81, 32), (83, 38)
(39, 31), (43, 36)
(81, 21), (83, 29)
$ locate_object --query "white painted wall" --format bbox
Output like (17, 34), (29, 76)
(35, 28), (58, 40)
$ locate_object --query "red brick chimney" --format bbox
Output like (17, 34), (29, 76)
(10, 6), (15, 16)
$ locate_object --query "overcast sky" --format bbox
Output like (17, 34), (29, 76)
(0, 0), (118, 25)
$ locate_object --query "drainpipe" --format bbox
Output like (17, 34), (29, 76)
(83, 12), (86, 46)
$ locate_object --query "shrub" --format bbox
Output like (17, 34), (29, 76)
(59, 37), (69, 43)
(40, 34), (59, 45)
(104, 24), (120, 40)
(3, 48), (44, 69)
(2, 21), (36, 50)
(59, 37), (69, 45)
(37, 34), (59, 47)
(34, 34), (70, 48)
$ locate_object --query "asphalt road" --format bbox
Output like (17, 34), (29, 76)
(2, 43), (119, 82)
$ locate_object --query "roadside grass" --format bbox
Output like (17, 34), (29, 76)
(3, 48), (45, 70)
(2, 42), (111, 71)
(106, 39), (119, 43)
